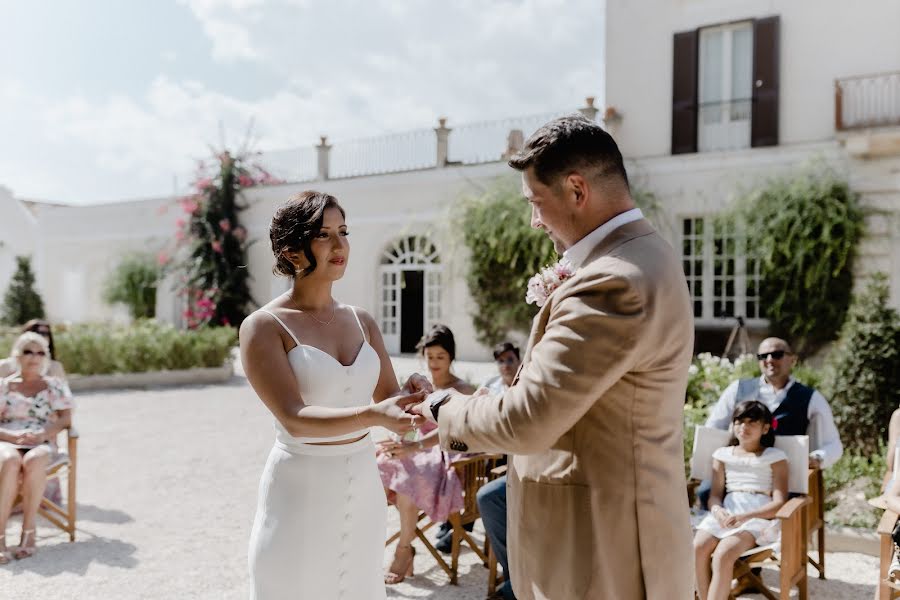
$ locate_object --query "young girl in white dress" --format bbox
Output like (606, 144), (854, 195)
(693, 400), (788, 600)
(241, 191), (429, 600)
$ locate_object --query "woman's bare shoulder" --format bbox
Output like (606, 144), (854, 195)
(453, 379), (477, 395)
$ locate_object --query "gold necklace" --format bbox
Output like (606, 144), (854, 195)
(289, 295), (336, 326)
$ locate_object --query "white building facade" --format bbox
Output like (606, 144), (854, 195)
(2, 0), (898, 358)
(604, 0), (900, 350)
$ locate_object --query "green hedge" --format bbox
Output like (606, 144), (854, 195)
(0, 320), (237, 375)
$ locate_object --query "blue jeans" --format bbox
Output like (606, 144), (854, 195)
(477, 475), (516, 600)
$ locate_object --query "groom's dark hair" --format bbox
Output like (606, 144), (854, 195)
(508, 115), (628, 189)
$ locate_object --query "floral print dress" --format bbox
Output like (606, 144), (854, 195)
(377, 420), (464, 522)
(0, 376), (74, 450)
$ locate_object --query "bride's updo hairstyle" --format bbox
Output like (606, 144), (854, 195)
(270, 190), (345, 279)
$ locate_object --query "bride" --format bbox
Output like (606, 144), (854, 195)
(241, 190), (429, 599)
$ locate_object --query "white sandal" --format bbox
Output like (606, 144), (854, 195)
(13, 529), (36, 560)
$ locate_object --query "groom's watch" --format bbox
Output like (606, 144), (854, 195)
(427, 390), (452, 421)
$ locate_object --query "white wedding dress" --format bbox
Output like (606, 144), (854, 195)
(248, 308), (387, 600)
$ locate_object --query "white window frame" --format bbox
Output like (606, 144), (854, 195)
(697, 21), (753, 152)
(681, 215), (766, 328)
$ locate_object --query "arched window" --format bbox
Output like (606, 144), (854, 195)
(379, 236), (442, 354)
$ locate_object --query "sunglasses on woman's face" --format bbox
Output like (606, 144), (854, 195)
(757, 350), (787, 361)
(22, 349), (46, 357)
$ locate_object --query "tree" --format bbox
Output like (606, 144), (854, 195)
(167, 150), (277, 328)
(735, 167), (864, 355)
(455, 177), (557, 345)
(455, 177), (660, 345)
(103, 253), (160, 319)
(824, 274), (900, 455)
(2, 255), (45, 326)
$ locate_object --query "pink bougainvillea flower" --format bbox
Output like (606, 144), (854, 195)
(156, 251), (170, 266)
(175, 218), (186, 229)
(219, 218), (232, 233)
(221, 317), (231, 327)
(175, 230), (185, 242)
(238, 174), (254, 188)
(194, 177), (214, 191)
(211, 240), (223, 253)
(179, 198), (199, 214)
(232, 226), (247, 242)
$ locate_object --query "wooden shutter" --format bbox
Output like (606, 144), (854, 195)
(671, 30), (699, 154)
(751, 16), (780, 147)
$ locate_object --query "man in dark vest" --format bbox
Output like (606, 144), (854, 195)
(699, 336), (843, 594)
(699, 337), (843, 508)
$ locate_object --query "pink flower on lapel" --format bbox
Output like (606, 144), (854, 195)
(525, 258), (575, 307)
(771, 417), (778, 431)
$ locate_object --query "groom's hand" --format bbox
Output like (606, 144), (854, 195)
(408, 390), (455, 423)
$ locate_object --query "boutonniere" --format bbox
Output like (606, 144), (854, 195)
(525, 258), (575, 308)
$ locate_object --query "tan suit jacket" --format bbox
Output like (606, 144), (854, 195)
(438, 219), (695, 599)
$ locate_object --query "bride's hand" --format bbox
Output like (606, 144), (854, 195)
(401, 373), (433, 396)
(370, 390), (427, 435)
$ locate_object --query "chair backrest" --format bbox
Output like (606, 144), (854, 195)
(690, 425), (809, 495)
(452, 454), (504, 522)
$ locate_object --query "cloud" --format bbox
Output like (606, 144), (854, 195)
(177, 0), (265, 62)
(1, 0), (604, 203)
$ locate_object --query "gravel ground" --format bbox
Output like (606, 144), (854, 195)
(0, 357), (882, 599)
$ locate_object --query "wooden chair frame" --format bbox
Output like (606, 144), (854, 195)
(386, 453), (504, 585)
(687, 433), (827, 581)
(877, 509), (900, 600)
(877, 447), (900, 599)
(688, 426), (811, 600)
(14, 426), (78, 541)
(486, 464), (508, 597)
(806, 467), (826, 579)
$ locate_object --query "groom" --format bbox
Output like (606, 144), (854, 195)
(412, 115), (695, 599)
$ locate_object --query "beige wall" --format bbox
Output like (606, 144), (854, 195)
(604, 0), (900, 158)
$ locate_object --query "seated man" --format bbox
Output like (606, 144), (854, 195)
(698, 337), (842, 509)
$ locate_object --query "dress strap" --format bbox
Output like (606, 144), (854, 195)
(350, 306), (368, 343)
(259, 309), (301, 346)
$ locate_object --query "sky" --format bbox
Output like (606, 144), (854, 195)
(0, 0), (604, 205)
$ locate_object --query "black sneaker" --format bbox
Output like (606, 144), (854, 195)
(434, 521), (452, 541)
(435, 530), (453, 554)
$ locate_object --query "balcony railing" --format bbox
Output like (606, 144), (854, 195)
(835, 71), (900, 130)
(697, 98), (752, 152)
(246, 99), (600, 184)
(447, 110), (570, 165)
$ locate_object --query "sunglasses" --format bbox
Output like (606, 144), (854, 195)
(22, 349), (47, 357)
(757, 350), (788, 361)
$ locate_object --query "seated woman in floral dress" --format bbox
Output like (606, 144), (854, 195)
(377, 324), (475, 584)
(0, 320), (67, 379)
(0, 332), (73, 563)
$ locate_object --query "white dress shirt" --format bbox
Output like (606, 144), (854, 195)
(562, 208), (644, 269)
(704, 376), (843, 468)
